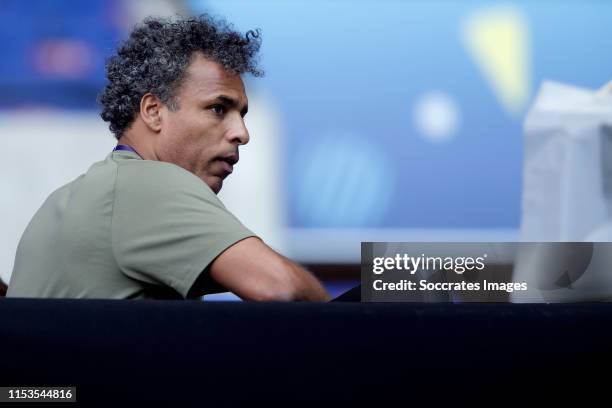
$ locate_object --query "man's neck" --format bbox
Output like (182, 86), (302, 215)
(116, 133), (158, 161)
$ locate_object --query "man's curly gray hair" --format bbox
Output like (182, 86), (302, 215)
(99, 15), (263, 139)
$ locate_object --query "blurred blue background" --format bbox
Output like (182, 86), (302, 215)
(1, 0), (611, 289)
(197, 0), (611, 230)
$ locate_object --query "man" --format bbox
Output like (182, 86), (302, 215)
(8, 16), (329, 301)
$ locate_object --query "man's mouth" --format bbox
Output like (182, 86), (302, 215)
(217, 152), (239, 175)
(219, 159), (233, 174)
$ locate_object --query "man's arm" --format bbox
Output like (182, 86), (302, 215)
(208, 237), (330, 301)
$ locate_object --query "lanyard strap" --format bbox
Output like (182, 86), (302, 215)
(113, 144), (142, 158)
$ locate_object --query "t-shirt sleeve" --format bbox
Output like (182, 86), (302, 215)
(111, 161), (256, 298)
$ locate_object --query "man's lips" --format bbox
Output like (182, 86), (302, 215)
(219, 159), (233, 174)
(216, 152), (238, 175)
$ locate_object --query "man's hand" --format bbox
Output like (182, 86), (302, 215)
(209, 237), (331, 301)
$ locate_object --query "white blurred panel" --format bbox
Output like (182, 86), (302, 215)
(217, 90), (286, 253)
(287, 228), (520, 264)
(0, 112), (115, 283)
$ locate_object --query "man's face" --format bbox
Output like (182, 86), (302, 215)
(155, 53), (249, 194)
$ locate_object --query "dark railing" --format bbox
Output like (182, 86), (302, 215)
(0, 298), (609, 405)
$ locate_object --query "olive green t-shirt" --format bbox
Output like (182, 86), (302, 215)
(7, 150), (255, 299)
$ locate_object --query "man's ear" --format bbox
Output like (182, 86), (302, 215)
(139, 93), (164, 133)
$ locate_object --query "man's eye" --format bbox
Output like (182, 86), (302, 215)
(210, 104), (226, 115)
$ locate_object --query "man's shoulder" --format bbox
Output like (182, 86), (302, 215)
(114, 157), (219, 203)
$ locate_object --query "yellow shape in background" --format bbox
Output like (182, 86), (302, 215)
(462, 7), (531, 116)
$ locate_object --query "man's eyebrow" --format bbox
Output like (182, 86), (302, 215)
(215, 95), (248, 116)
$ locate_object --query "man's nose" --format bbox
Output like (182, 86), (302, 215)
(228, 116), (250, 145)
